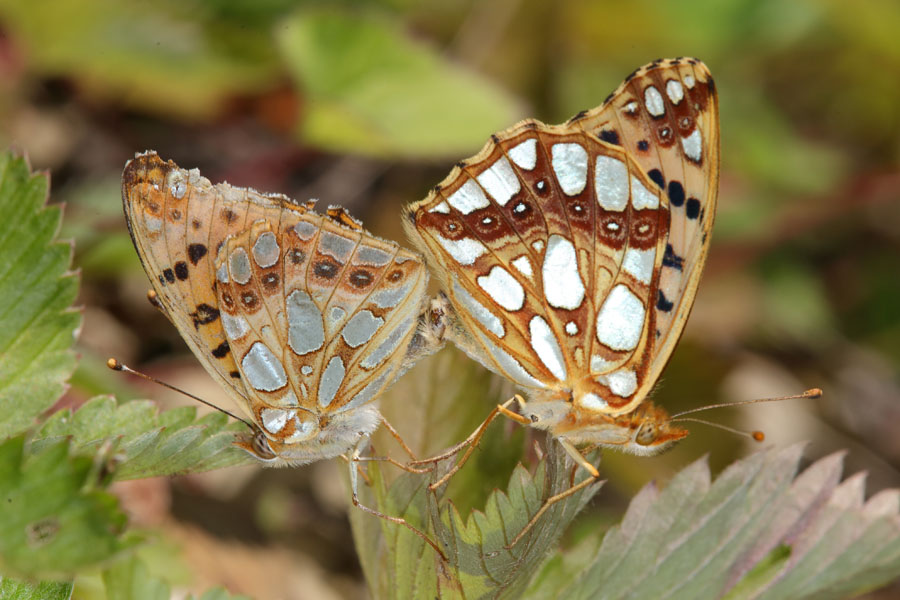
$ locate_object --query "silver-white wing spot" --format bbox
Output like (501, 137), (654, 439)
(222, 313), (250, 340)
(477, 266), (525, 311)
(511, 255), (533, 280)
(630, 176), (659, 210)
(287, 290), (325, 355)
(429, 201), (451, 214)
(242, 342), (288, 392)
(476, 157), (520, 206)
(341, 310), (384, 348)
(319, 232), (355, 262)
(601, 368), (638, 398)
(644, 85), (665, 117)
(529, 315), (567, 382)
(666, 79), (684, 104)
(261, 408), (290, 434)
(318, 356), (346, 408)
(594, 155), (629, 212)
(681, 129), (703, 162)
(622, 247), (656, 285)
(228, 247), (252, 284)
(252, 231), (280, 268)
(360, 316), (415, 369)
(551, 143), (589, 196)
(435, 235), (487, 266)
(508, 138), (538, 170)
(542, 235), (585, 310)
(595, 284), (645, 351)
(476, 330), (546, 389)
(294, 221), (317, 240)
(448, 179), (490, 214)
(453, 278), (505, 338)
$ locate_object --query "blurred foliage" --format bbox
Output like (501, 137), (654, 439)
(0, 0), (898, 597)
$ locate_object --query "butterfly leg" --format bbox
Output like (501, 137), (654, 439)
(352, 416), (434, 475)
(347, 441), (448, 561)
(503, 439), (601, 549)
(406, 395), (528, 491)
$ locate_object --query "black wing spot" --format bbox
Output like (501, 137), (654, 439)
(212, 341), (230, 358)
(662, 244), (684, 271)
(188, 243), (208, 265)
(648, 169), (665, 189)
(229, 371), (241, 379)
(191, 303), (220, 328)
(599, 129), (620, 145)
(686, 198), (701, 220)
(569, 109), (588, 123)
(163, 268), (175, 283)
(174, 261), (188, 281)
(637, 140), (649, 151)
(657, 290), (674, 312)
(668, 181), (686, 207)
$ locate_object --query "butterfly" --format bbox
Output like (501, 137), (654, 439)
(404, 57), (719, 458)
(121, 152), (440, 465)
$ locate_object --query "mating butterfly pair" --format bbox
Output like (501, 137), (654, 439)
(121, 58), (718, 471)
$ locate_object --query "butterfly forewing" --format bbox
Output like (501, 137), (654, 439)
(573, 58), (720, 396)
(123, 154), (261, 410)
(123, 152), (430, 463)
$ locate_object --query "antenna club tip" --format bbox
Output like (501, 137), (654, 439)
(752, 431), (765, 442)
(107, 358), (122, 371)
(806, 388), (823, 399)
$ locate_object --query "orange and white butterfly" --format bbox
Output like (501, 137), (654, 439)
(404, 58), (719, 457)
(122, 152), (439, 465)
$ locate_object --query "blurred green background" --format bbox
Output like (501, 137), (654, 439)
(1, 0), (898, 597)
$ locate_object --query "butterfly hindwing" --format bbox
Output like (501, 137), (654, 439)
(123, 151), (432, 463)
(405, 57), (719, 438)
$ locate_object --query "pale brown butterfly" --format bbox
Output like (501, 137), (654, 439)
(405, 58), (720, 466)
(121, 152), (447, 464)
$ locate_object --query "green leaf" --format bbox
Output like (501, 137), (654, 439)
(277, 8), (524, 158)
(102, 556), (169, 600)
(0, 0), (278, 120)
(433, 441), (601, 599)
(32, 396), (254, 480)
(102, 553), (254, 600)
(0, 436), (138, 580)
(0, 576), (73, 600)
(0, 152), (80, 440)
(353, 433), (601, 599)
(525, 445), (900, 600)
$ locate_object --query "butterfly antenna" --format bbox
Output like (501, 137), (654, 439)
(670, 388), (822, 419)
(107, 358), (256, 429)
(669, 388), (821, 443)
(669, 417), (766, 442)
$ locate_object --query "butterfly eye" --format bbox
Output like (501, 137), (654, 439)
(635, 422), (658, 446)
(251, 431), (277, 460)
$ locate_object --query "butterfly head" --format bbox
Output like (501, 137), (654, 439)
(537, 399), (689, 456)
(233, 405), (381, 466)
